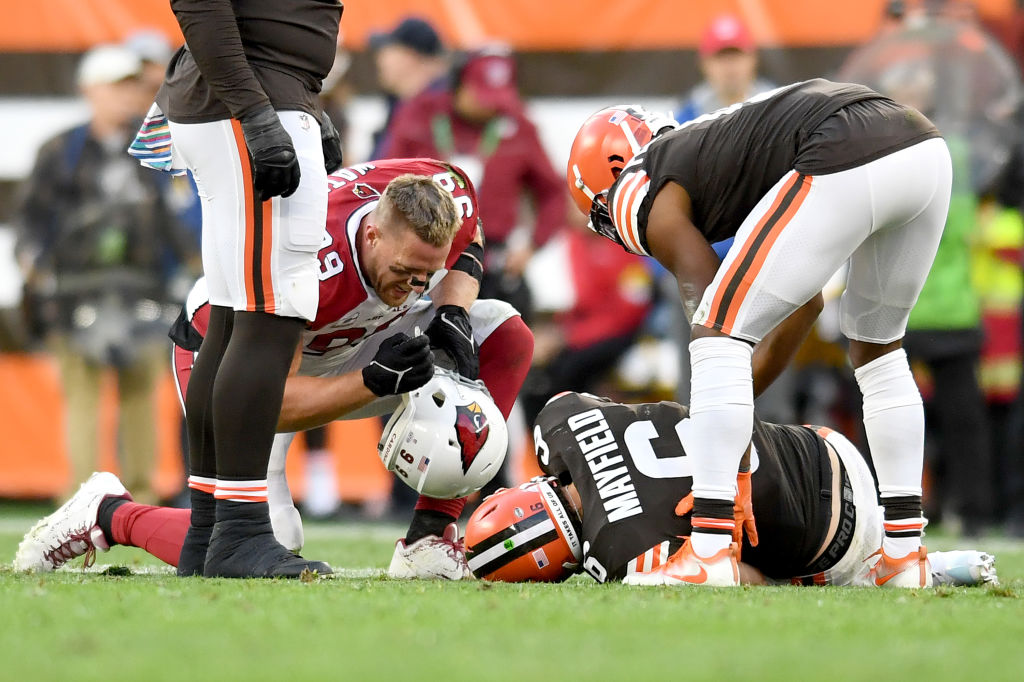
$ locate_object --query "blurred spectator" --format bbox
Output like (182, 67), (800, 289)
(368, 16), (448, 161)
(675, 14), (777, 121)
(383, 46), (567, 318)
(123, 29), (174, 102)
(972, 199), (1024, 534)
(124, 31), (202, 285)
(521, 203), (653, 425)
(13, 45), (199, 504)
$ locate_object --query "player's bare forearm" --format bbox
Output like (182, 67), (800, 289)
(644, 182), (719, 321)
(169, 0), (270, 118)
(278, 371), (375, 432)
(430, 269), (480, 311)
(751, 292), (824, 397)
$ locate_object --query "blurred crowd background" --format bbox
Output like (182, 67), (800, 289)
(1, 0), (1023, 538)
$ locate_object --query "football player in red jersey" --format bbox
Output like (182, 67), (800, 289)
(567, 81), (951, 587)
(463, 392), (998, 588)
(13, 159), (534, 580)
(175, 159), (534, 578)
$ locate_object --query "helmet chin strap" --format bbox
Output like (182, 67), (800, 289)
(571, 163), (598, 202)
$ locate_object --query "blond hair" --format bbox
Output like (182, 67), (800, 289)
(376, 174), (460, 247)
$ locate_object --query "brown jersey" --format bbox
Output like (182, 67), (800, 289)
(607, 79), (941, 253)
(161, 0), (343, 123)
(535, 392), (853, 582)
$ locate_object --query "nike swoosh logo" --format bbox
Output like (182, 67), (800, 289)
(679, 565), (707, 584)
(874, 569), (903, 586)
(441, 314), (475, 347)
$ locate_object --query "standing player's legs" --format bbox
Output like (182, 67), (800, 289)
(685, 155), (928, 572)
(170, 112), (329, 578)
(841, 138), (951, 583)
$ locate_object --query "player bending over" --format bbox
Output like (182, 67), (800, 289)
(568, 79), (950, 586)
(16, 160), (533, 579)
(464, 392), (997, 587)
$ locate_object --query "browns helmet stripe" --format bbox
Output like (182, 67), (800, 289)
(466, 516), (562, 577)
(465, 508), (550, 558)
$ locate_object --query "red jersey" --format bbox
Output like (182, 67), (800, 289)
(179, 159), (481, 375)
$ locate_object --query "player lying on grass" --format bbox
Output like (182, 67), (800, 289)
(13, 367), (508, 576)
(464, 392), (997, 587)
(16, 160), (533, 579)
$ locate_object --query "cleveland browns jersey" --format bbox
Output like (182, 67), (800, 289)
(535, 392), (846, 583)
(607, 78), (940, 254)
(171, 159), (481, 376)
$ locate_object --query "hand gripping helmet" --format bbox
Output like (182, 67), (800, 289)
(464, 477), (582, 582)
(567, 105), (677, 242)
(378, 367), (507, 499)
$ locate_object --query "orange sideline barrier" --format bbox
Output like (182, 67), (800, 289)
(0, 0), (1014, 52)
(0, 353), (392, 503)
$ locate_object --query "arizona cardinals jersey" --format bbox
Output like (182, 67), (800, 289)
(535, 392), (845, 582)
(172, 159), (481, 376)
(606, 78), (940, 254)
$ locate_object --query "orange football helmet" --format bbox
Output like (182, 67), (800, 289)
(465, 478), (582, 582)
(567, 105), (677, 219)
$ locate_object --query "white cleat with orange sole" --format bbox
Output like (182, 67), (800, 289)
(624, 541), (741, 587)
(866, 545), (933, 588)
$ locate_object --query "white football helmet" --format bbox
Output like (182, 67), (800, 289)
(378, 368), (508, 499)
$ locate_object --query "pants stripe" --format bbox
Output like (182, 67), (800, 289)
(706, 173), (812, 335)
(229, 119), (277, 314)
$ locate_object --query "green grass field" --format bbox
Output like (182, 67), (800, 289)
(2, 510), (1023, 682)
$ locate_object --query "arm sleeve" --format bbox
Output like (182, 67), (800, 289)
(169, 0), (270, 119)
(520, 120), (567, 248)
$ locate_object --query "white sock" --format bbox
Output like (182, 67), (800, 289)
(854, 349), (924, 500)
(855, 349), (925, 555)
(688, 336), (754, 556)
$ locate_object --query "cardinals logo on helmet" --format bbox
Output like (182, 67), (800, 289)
(455, 402), (490, 473)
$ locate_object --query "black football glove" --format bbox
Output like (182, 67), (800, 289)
(320, 112), (344, 174)
(425, 305), (479, 380)
(238, 104), (300, 201)
(363, 333), (435, 397)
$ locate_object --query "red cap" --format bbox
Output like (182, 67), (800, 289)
(699, 14), (755, 57)
(459, 51), (519, 113)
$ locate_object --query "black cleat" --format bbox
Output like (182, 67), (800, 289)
(176, 523), (213, 577)
(203, 515), (331, 579)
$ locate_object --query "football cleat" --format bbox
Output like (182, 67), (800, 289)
(14, 472), (131, 572)
(866, 545), (933, 588)
(624, 540), (740, 587)
(929, 550), (999, 587)
(387, 522), (472, 580)
(202, 513), (332, 579)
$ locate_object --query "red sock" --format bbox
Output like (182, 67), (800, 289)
(414, 495), (467, 517)
(478, 315), (534, 419)
(110, 503), (192, 567)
